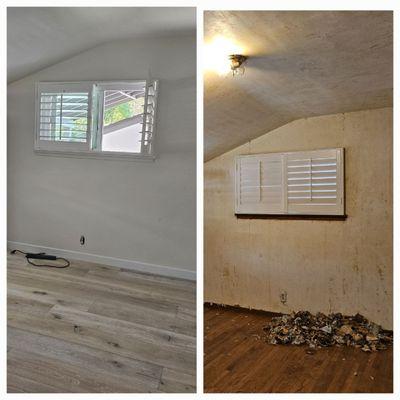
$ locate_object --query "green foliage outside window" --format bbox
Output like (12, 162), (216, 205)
(103, 98), (144, 126)
(69, 117), (87, 139)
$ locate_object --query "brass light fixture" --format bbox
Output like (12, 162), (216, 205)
(229, 54), (248, 76)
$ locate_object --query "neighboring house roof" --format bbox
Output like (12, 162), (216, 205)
(104, 90), (144, 110)
(103, 114), (144, 135)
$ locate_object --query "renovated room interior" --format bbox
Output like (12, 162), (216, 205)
(7, 7), (196, 393)
(204, 11), (393, 393)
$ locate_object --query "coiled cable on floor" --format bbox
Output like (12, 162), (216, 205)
(10, 249), (70, 268)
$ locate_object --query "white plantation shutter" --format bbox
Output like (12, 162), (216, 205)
(235, 154), (285, 214)
(39, 93), (89, 142)
(34, 80), (158, 158)
(286, 149), (343, 215)
(35, 82), (92, 151)
(141, 80), (159, 155)
(235, 148), (344, 216)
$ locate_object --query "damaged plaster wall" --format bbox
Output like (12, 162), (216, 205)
(204, 107), (393, 329)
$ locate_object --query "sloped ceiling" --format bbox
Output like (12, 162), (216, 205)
(204, 11), (392, 161)
(7, 7), (196, 83)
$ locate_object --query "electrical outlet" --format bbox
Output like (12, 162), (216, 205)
(80, 235), (85, 245)
(280, 291), (287, 304)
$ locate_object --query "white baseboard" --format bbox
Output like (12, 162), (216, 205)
(7, 241), (196, 281)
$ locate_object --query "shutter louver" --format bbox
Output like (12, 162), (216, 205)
(238, 157), (260, 206)
(260, 154), (284, 213)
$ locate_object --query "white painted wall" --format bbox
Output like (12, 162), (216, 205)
(8, 35), (196, 278)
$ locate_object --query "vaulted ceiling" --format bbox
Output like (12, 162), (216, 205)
(7, 7), (195, 83)
(204, 11), (392, 161)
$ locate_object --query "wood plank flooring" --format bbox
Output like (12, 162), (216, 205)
(7, 253), (196, 393)
(204, 304), (392, 393)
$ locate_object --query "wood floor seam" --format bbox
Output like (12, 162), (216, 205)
(7, 255), (196, 393)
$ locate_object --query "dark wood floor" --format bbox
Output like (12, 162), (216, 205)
(8, 253), (196, 393)
(204, 304), (392, 393)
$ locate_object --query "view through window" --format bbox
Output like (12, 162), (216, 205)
(101, 85), (146, 153)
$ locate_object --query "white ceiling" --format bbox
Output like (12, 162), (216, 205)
(204, 11), (393, 161)
(7, 7), (196, 83)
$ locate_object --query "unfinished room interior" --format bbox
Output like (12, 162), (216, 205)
(204, 11), (393, 393)
(7, 7), (196, 393)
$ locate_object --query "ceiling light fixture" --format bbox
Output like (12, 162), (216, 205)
(204, 36), (245, 76)
(229, 54), (248, 76)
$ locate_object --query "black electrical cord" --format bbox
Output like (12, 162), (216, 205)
(10, 249), (70, 268)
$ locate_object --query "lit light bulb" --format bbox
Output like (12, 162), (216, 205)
(204, 36), (244, 76)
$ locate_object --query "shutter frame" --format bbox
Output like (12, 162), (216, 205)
(35, 82), (93, 152)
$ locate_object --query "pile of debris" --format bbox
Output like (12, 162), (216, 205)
(263, 311), (392, 352)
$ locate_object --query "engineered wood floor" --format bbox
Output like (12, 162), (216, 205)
(7, 253), (196, 393)
(204, 304), (392, 393)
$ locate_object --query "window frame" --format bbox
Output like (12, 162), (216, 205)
(93, 81), (147, 155)
(235, 148), (345, 217)
(34, 80), (158, 161)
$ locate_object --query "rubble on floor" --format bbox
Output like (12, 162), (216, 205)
(262, 311), (392, 351)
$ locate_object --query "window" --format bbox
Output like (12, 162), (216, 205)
(235, 148), (344, 216)
(35, 80), (158, 159)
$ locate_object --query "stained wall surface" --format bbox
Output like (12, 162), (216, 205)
(204, 108), (392, 328)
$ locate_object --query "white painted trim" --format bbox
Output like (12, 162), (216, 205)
(34, 149), (155, 162)
(7, 241), (195, 281)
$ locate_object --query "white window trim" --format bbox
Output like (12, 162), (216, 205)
(235, 148), (345, 216)
(34, 80), (158, 161)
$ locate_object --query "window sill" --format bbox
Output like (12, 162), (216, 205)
(34, 149), (155, 162)
(235, 214), (347, 221)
